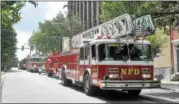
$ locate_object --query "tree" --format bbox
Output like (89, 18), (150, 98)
(100, 1), (179, 29)
(1, 1), (37, 71)
(1, 1), (37, 28)
(29, 12), (84, 54)
(146, 29), (169, 55)
(100, 1), (179, 54)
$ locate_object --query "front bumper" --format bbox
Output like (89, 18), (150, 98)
(99, 80), (161, 90)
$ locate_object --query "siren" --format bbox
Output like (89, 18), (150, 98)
(106, 35), (111, 39)
(97, 34), (111, 39)
(97, 35), (103, 39)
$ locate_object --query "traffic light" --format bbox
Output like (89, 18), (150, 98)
(22, 45), (24, 51)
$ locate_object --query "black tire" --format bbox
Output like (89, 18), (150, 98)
(61, 70), (71, 86)
(128, 90), (141, 97)
(83, 73), (95, 96)
(39, 72), (41, 75)
(48, 72), (52, 77)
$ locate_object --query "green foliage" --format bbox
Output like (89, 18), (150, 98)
(100, 1), (178, 54)
(101, 1), (179, 28)
(1, 26), (18, 70)
(1, 1), (37, 27)
(29, 12), (84, 54)
(146, 29), (169, 54)
(1, 1), (37, 70)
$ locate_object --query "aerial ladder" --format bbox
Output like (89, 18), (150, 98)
(71, 13), (155, 47)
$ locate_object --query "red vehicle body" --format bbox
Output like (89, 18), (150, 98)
(58, 39), (161, 96)
(29, 56), (46, 72)
(45, 52), (61, 77)
(57, 13), (160, 96)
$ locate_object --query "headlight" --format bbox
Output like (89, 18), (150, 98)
(109, 74), (119, 79)
(99, 82), (105, 88)
(142, 74), (151, 78)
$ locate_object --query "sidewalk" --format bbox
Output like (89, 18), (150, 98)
(161, 80), (179, 93)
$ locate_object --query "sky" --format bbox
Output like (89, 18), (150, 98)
(14, 2), (67, 60)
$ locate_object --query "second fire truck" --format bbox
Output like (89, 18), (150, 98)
(57, 13), (161, 96)
(45, 52), (61, 77)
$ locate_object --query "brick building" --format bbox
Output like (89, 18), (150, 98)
(171, 29), (179, 73)
(154, 29), (179, 80)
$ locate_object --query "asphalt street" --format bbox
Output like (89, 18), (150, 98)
(1, 68), (179, 103)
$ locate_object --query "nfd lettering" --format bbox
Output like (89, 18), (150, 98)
(121, 69), (140, 75)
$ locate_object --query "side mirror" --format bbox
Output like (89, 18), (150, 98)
(153, 53), (160, 58)
(123, 56), (128, 62)
(156, 53), (160, 57)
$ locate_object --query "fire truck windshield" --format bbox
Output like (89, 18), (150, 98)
(129, 44), (152, 61)
(98, 43), (152, 61)
(30, 58), (47, 62)
(98, 43), (128, 61)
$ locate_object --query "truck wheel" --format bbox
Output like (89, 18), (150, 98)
(61, 70), (70, 86)
(128, 90), (141, 97)
(38, 72), (41, 75)
(48, 72), (52, 77)
(83, 73), (94, 96)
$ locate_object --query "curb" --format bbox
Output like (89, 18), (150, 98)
(161, 83), (179, 93)
(1, 77), (4, 90)
(1, 72), (5, 90)
(161, 80), (179, 84)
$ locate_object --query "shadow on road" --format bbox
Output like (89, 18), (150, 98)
(59, 83), (140, 103)
(5, 69), (22, 73)
(92, 90), (139, 103)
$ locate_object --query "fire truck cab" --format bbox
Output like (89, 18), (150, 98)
(59, 13), (161, 96)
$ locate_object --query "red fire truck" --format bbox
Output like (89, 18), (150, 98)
(58, 13), (161, 96)
(45, 52), (61, 77)
(28, 55), (47, 72)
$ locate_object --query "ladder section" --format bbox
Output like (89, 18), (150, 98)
(71, 13), (155, 48)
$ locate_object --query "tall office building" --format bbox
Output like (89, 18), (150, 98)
(67, 1), (102, 30)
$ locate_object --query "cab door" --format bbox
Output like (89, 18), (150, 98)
(78, 45), (91, 82)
